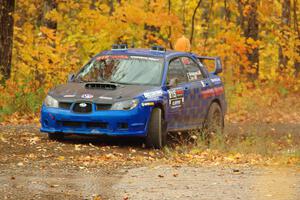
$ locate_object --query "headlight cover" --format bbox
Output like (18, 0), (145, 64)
(110, 99), (139, 110)
(44, 95), (59, 108)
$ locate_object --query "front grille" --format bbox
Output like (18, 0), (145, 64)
(62, 121), (82, 127)
(73, 102), (92, 113)
(60, 121), (108, 129)
(96, 104), (112, 111)
(59, 102), (72, 110)
(87, 122), (108, 129)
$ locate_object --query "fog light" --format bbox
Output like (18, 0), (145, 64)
(118, 123), (128, 129)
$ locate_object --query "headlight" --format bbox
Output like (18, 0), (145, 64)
(110, 99), (139, 110)
(44, 95), (59, 108)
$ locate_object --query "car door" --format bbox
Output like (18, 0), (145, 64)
(180, 56), (213, 127)
(165, 57), (190, 130)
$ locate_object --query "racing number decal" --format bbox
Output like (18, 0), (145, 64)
(168, 88), (184, 109)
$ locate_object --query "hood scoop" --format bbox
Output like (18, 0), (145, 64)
(85, 83), (117, 90)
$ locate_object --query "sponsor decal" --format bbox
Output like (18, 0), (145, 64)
(170, 98), (184, 109)
(130, 56), (160, 61)
(99, 96), (113, 100)
(201, 81), (206, 87)
(79, 103), (87, 108)
(81, 94), (94, 99)
(181, 57), (191, 65)
(63, 94), (75, 98)
(168, 88), (185, 108)
(187, 71), (202, 81)
(96, 55), (128, 60)
(144, 90), (163, 99)
(211, 77), (221, 83)
(175, 89), (184, 96)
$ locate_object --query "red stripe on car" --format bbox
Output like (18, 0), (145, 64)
(201, 89), (215, 99)
(214, 86), (224, 96)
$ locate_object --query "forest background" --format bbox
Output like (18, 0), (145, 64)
(0, 0), (299, 123)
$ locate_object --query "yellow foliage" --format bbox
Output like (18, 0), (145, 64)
(0, 0), (299, 119)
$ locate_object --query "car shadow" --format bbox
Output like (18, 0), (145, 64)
(57, 134), (146, 149)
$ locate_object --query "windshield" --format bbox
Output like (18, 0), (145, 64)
(75, 55), (164, 86)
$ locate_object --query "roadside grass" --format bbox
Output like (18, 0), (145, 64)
(164, 128), (300, 166)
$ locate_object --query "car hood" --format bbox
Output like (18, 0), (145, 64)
(48, 82), (158, 103)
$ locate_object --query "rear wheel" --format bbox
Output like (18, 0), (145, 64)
(146, 108), (167, 149)
(48, 133), (64, 140)
(202, 102), (224, 143)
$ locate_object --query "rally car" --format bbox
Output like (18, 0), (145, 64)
(40, 44), (226, 148)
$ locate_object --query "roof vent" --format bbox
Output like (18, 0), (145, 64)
(112, 44), (128, 50)
(151, 45), (166, 52)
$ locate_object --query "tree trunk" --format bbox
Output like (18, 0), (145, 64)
(237, 0), (259, 80)
(41, 0), (57, 30)
(278, 0), (291, 71)
(223, 0), (231, 23)
(202, 0), (214, 51)
(168, 0), (173, 49)
(0, 0), (15, 82)
(182, 0), (187, 34)
(190, 0), (202, 48)
(294, 0), (300, 77)
(109, 0), (114, 16)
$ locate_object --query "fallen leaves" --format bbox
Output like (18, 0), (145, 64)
(0, 124), (299, 174)
(0, 112), (40, 126)
(0, 134), (7, 143)
(57, 156), (65, 161)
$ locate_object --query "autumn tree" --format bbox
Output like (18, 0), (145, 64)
(238, 0), (259, 80)
(190, 0), (202, 47)
(223, 0), (231, 23)
(40, 0), (57, 30)
(0, 0), (15, 82)
(278, 0), (291, 71)
(294, 0), (300, 77)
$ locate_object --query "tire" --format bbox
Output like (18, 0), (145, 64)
(146, 108), (167, 149)
(48, 133), (64, 140)
(202, 102), (224, 142)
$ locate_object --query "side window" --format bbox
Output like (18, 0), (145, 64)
(181, 57), (204, 81)
(167, 58), (188, 84)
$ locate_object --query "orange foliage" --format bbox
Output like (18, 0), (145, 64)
(0, 0), (299, 119)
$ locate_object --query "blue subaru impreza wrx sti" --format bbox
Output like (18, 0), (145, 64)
(40, 45), (226, 148)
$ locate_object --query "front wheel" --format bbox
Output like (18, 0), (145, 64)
(146, 108), (167, 149)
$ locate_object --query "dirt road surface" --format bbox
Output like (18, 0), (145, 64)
(0, 124), (299, 200)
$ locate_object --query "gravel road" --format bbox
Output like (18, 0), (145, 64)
(0, 123), (299, 199)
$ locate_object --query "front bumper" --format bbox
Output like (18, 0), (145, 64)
(40, 105), (152, 137)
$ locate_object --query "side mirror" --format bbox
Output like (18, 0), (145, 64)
(213, 57), (222, 75)
(166, 77), (179, 89)
(68, 73), (75, 82)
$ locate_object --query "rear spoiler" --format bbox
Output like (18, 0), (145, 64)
(197, 56), (222, 75)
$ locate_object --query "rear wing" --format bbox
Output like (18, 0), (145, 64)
(197, 56), (222, 75)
